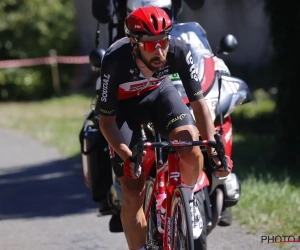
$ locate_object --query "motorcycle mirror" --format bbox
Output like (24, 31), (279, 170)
(89, 48), (106, 68)
(217, 34), (238, 55)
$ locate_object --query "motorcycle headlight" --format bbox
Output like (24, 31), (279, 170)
(224, 91), (247, 118)
(223, 173), (241, 207)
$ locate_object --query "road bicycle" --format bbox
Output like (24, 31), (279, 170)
(131, 124), (230, 250)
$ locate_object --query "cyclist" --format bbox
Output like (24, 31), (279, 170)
(96, 6), (230, 250)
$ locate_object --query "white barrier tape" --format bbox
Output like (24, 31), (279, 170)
(0, 56), (90, 69)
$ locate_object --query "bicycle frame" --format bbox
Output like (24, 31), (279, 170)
(140, 127), (225, 249)
(145, 148), (181, 249)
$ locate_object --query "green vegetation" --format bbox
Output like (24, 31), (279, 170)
(230, 89), (300, 240)
(0, 0), (78, 100)
(0, 94), (92, 156)
(0, 89), (299, 238)
(263, 1), (300, 170)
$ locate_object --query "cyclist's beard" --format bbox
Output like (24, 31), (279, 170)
(137, 48), (166, 72)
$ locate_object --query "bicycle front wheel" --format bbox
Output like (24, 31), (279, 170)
(170, 187), (194, 250)
(143, 178), (160, 247)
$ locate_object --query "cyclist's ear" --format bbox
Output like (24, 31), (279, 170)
(129, 37), (138, 50)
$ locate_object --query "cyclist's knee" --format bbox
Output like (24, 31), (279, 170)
(119, 175), (145, 206)
(178, 145), (203, 163)
(169, 124), (202, 162)
(169, 124), (199, 141)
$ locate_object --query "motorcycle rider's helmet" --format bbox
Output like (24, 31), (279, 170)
(124, 6), (173, 38)
(126, 0), (173, 21)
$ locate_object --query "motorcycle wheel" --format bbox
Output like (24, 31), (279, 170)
(194, 189), (207, 250)
(210, 187), (223, 234)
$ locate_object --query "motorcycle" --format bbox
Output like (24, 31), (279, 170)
(167, 23), (252, 242)
(82, 0), (252, 247)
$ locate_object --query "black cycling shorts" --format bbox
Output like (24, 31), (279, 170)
(109, 78), (196, 178)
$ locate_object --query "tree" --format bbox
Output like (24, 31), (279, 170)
(263, 1), (300, 170)
(0, 0), (78, 100)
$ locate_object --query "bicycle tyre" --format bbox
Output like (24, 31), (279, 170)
(170, 187), (194, 250)
(143, 178), (160, 247)
(194, 189), (207, 250)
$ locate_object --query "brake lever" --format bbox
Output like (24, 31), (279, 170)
(130, 137), (146, 177)
(214, 133), (229, 172)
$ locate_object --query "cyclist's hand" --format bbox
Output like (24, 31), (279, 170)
(209, 153), (221, 166)
(214, 155), (233, 178)
(123, 158), (141, 179)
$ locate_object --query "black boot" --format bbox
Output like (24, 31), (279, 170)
(218, 207), (232, 226)
(98, 198), (112, 215)
(109, 212), (123, 233)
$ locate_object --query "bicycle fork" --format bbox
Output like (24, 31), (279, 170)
(163, 151), (181, 250)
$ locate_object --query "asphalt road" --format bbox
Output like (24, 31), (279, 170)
(0, 128), (284, 250)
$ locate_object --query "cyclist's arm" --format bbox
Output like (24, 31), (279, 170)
(99, 115), (132, 161)
(189, 99), (216, 154)
(96, 54), (132, 161)
(175, 40), (216, 154)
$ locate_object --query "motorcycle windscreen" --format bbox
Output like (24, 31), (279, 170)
(218, 75), (251, 117)
(170, 22), (215, 103)
(171, 22), (213, 71)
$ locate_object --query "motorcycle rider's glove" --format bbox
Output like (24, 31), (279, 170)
(209, 154), (233, 178)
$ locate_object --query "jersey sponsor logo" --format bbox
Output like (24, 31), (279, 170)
(100, 108), (114, 115)
(193, 90), (203, 96)
(101, 74), (110, 102)
(156, 69), (169, 78)
(120, 77), (164, 92)
(129, 80), (158, 91)
(166, 110), (174, 117)
(131, 75), (139, 81)
(186, 51), (199, 81)
(166, 113), (187, 129)
(169, 73), (180, 80)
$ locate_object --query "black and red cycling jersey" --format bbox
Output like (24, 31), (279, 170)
(98, 36), (204, 116)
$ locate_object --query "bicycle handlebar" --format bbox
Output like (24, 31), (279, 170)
(131, 133), (229, 177)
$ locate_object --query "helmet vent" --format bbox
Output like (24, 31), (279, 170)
(162, 18), (166, 29)
(150, 14), (158, 31)
(142, 21), (151, 33)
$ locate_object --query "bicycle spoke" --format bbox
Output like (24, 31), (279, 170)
(144, 179), (162, 249)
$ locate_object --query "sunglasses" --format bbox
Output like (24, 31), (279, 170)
(137, 36), (170, 52)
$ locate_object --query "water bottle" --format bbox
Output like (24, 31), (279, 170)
(160, 198), (166, 230)
(156, 193), (166, 234)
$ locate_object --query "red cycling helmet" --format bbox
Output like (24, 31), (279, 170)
(124, 6), (173, 38)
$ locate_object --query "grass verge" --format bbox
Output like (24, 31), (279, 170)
(0, 94), (92, 156)
(231, 134), (300, 236)
(0, 90), (299, 242)
(230, 89), (300, 247)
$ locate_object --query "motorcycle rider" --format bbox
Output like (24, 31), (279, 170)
(95, 6), (230, 249)
(91, 0), (205, 44)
